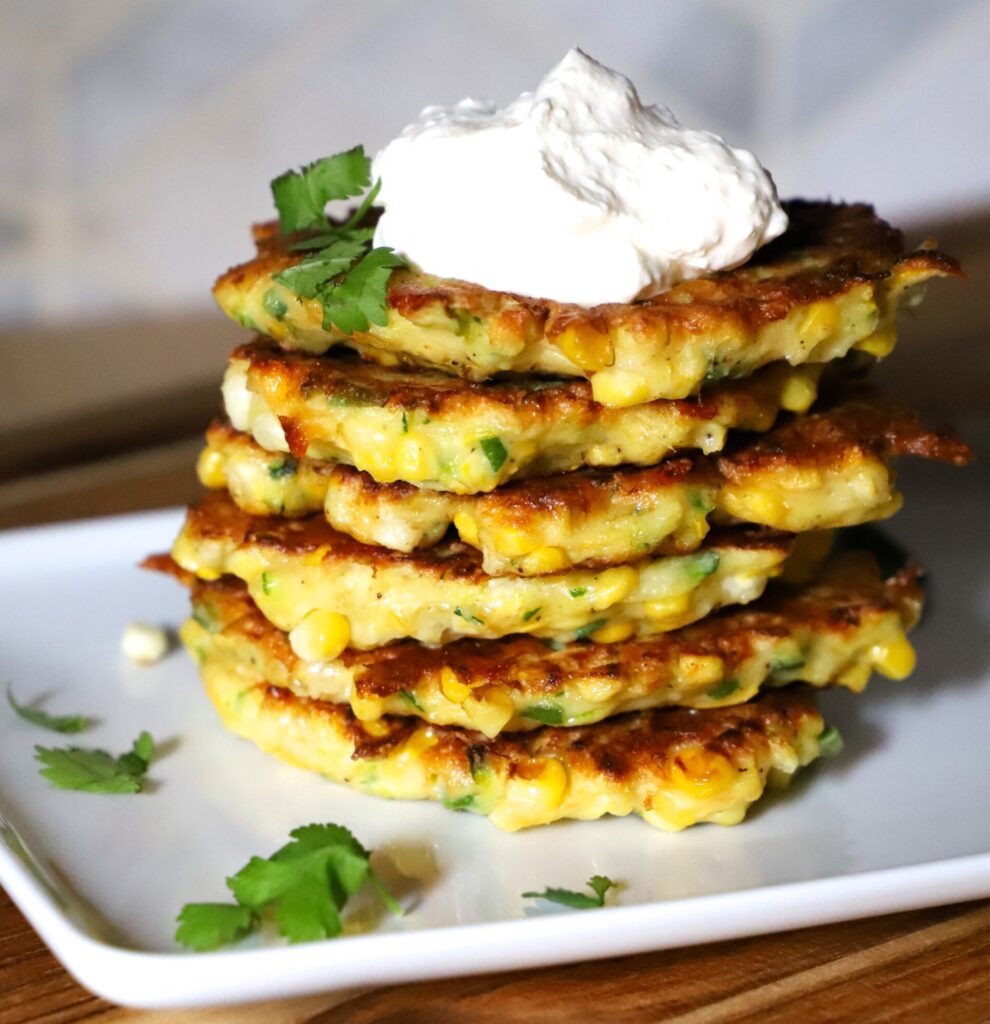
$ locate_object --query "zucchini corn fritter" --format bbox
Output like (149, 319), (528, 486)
(214, 201), (959, 408)
(198, 389), (972, 575)
(171, 491), (795, 649)
(196, 656), (826, 832)
(167, 550), (922, 738)
(222, 343), (823, 493)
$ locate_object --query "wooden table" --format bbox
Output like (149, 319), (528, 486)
(1, 441), (988, 1023)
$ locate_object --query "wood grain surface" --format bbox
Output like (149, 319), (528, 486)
(1, 393), (988, 1023)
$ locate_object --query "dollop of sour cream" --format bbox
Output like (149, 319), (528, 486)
(372, 49), (787, 306)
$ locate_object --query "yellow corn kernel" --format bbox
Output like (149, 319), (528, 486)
(395, 436), (436, 481)
(590, 620), (636, 644)
(798, 301), (841, 344)
(555, 321), (614, 372)
(440, 666), (473, 704)
(856, 323), (897, 358)
(678, 653), (724, 686)
(458, 456), (495, 492)
(360, 718), (393, 739)
(288, 609), (350, 662)
(351, 693), (386, 722)
(195, 567), (223, 581)
(836, 660), (873, 691)
(196, 447), (227, 489)
(521, 546), (569, 575)
(302, 544), (331, 567)
(590, 368), (652, 408)
(401, 727), (439, 756)
(591, 565), (640, 610)
(871, 634), (916, 680)
(518, 758), (569, 809)
(741, 486), (785, 523)
(453, 511), (480, 546)
(669, 746), (737, 799)
(779, 371), (818, 414)
(493, 524), (536, 558)
(645, 591), (692, 620)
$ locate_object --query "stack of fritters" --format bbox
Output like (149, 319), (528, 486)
(159, 200), (971, 831)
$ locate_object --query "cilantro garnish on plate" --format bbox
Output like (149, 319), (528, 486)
(176, 822), (401, 951)
(522, 874), (617, 910)
(270, 146), (405, 335)
(7, 685), (92, 734)
(35, 731), (155, 794)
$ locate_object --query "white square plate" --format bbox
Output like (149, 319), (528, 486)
(1, 452), (988, 1009)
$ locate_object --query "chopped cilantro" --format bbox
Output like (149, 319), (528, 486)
(262, 288), (288, 321)
(520, 699), (564, 726)
(442, 793), (476, 811)
(479, 436), (508, 473)
(176, 822), (400, 951)
(574, 618), (607, 641)
(568, 587), (587, 598)
(7, 686), (91, 734)
(523, 875), (616, 910)
(454, 607), (485, 627)
(522, 607), (542, 623)
(401, 410), (409, 434)
(35, 731), (154, 794)
(706, 678), (739, 700)
(398, 689), (422, 712)
(268, 457), (297, 480)
(685, 550), (720, 583)
(817, 725), (844, 757)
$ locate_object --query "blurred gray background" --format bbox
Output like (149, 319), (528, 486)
(2, 0), (988, 327)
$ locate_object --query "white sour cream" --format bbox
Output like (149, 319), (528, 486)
(372, 49), (787, 306)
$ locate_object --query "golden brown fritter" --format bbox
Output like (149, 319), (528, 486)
(171, 550), (921, 738)
(221, 343), (823, 492)
(198, 388), (971, 573)
(171, 491), (795, 648)
(213, 201), (960, 406)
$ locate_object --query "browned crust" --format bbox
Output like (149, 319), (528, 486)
(180, 490), (793, 582)
(234, 341), (737, 423)
(218, 201), (961, 343)
(177, 550), (921, 702)
(253, 681), (821, 781)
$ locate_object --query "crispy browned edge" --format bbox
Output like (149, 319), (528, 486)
(205, 386), (973, 529)
(215, 200), (961, 344)
(144, 549), (921, 707)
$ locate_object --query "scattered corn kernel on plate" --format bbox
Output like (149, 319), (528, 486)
(0, 453), (988, 1010)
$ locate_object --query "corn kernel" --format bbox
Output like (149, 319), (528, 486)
(493, 524), (536, 558)
(521, 546), (569, 575)
(590, 620), (636, 644)
(195, 567), (223, 581)
(798, 301), (841, 344)
(591, 565), (640, 609)
(779, 371), (818, 414)
(778, 466), (823, 491)
(395, 436), (436, 481)
(741, 486), (785, 523)
(518, 758), (569, 808)
(288, 609), (350, 662)
(351, 693), (386, 722)
(856, 323), (897, 358)
(440, 666), (473, 704)
(302, 544), (331, 567)
(555, 322), (614, 372)
(453, 511), (480, 546)
(645, 592), (692, 620)
(402, 727), (439, 756)
(669, 745), (737, 799)
(361, 718), (393, 739)
(470, 691), (516, 738)
(591, 368), (652, 408)
(871, 634), (916, 680)
(678, 654), (724, 686)
(196, 447), (227, 489)
(836, 660), (873, 691)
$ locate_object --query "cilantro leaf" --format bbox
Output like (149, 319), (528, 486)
(7, 686), (92, 734)
(273, 238), (369, 300)
(479, 436), (508, 473)
(523, 875), (617, 910)
(177, 821), (401, 950)
(320, 246), (405, 334)
(271, 147), (371, 234)
(35, 731), (154, 794)
(175, 903), (256, 952)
